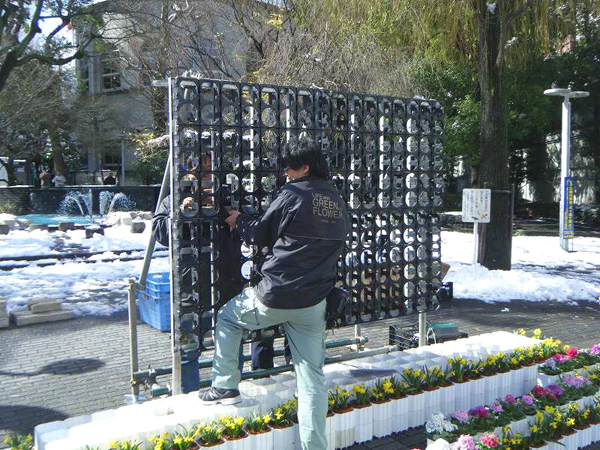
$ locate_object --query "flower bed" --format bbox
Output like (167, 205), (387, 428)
(23, 331), (561, 450)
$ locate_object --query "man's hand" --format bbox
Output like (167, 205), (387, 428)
(225, 210), (241, 229)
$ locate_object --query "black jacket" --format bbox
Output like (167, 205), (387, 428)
(236, 176), (349, 309)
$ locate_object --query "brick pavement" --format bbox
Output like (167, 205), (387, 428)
(2, 298), (600, 449)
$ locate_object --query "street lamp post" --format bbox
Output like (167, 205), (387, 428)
(543, 87), (589, 252)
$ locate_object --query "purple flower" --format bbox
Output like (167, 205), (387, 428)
(504, 395), (517, 404)
(563, 376), (590, 389)
(468, 407), (490, 419)
(490, 403), (503, 412)
(591, 344), (600, 356)
(547, 384), (564, 396)
(521, 395), (534, 405)
(453, 411), (470, 423)
(453, 434), (476, 450)
(552, 354), (571, 364)
(543, 359), (557, 370)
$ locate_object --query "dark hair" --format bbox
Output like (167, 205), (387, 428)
(280, 138), (330, 180)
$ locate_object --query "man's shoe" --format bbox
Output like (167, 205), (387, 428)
(199, 387), (242, 405)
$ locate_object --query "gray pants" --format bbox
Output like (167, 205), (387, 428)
(212, 287), (328, 450)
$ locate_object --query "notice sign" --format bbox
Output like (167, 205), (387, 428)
(563, 177), (575, 239)
(462, 189), (491, 223)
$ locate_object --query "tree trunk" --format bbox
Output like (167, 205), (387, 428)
(593, 100), (600, 204)
(49, 128), (66, 174)
(476, 0), (512, 270)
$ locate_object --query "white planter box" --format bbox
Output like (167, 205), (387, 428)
(271, 426), (295, 448)
(372, 401), (392, 438)
(353, 405), (373, 443)
(332, 408), (355, 449)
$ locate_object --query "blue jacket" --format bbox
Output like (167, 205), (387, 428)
(236, 175), (350, 309)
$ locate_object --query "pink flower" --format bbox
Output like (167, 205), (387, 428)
(479, 433), (499, 448)
(521, 395), (534, 405)
(453, 434), (476, 450)
(566, 347), (578, 358)
(590, 344), (600, 355)
(504, 395), (516, 404)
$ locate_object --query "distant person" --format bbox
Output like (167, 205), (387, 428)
(52, 171), (66, 188)
(39, 170), (52, 188)
(103, 173), (117, 185)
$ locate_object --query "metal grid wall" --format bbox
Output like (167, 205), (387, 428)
(169, 78), (444, 360)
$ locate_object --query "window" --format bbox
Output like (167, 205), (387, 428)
(101, 47), (122, 91)
(101, 151), (121, 169)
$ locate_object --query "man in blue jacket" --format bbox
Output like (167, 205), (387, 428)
(200, 139), (350, 450)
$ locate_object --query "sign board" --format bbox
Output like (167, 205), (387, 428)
(563, 177), (575, 239)
(461, 189), (491, 223)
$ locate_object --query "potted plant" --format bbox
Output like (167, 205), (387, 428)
(371, 379), (394, 437)
(269, 402), (295, 447)
(448, 410), (474, 438)
(351, 383), (373, 443)
(195, 423), (226, 448)
(401, 367), (426, 426)
(219, 416), (248, 449)
(245, 411), (273, 450)
(424, 412), (458, 446)
(109, 439), (142, 450)
(499, 429), (528, 450)
(329, 385), (355, 448)
(389, 376), (410, 432)
(422, 366), (445, 419)
(497, 395), (527, 435)
(527, 414), (550, 449)
(447, 357), (471, 412)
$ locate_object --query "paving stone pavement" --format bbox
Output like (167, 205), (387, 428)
(2, 297), (600, 449)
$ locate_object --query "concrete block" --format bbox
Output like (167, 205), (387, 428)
(0, 218), (17, 228)
(0, 317), (8, 328)
(29, 224), (49, 231)
(85, 226), (104, 239)
(10, 308), (75, 326)
(58, 222), (75, 232)
(138, 211), (153, 220)
(120, 215), (133, 226)
(0, 299), (6, 311)
(30, 301), (62, 313)
(0, 224), (10, 235)
(130, 221), (146, 234)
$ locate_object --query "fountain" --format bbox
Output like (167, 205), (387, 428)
(99, 191), (136, 216)
(57, 191), (94, 218)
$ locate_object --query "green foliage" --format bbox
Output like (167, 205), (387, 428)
(128, 132), (168, 185)
(2, 432), (33, 450)
(0, 201), (25, 215)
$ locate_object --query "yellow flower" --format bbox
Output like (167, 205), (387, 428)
(532, 425), (539, 433)
(550, 422), (558, 429)
(567, 418), (575, 426)
(173, 435), (183, 445)
(511, 357), (518, 365)
(503, 426), (510, 434)
(2, 437), (10, 446)
(110, 441), (119, 449)
(544, 406), (555, 413)
(533, 328), (542, 338)
(517, 328), (526, 336)
(236, 417), (244, 426)
(535, 411), (544, 420)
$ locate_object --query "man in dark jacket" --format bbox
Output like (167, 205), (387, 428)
(199, 139), (350, 450)
(151, 196), (279, 372)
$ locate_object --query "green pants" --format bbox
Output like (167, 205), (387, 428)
(212, 287), (328, 450)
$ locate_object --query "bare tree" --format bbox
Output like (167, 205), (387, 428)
(0, 0), (115, 93)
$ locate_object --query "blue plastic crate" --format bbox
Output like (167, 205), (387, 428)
(138, 290), (171, 332)
(145, 272), (170, 294)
